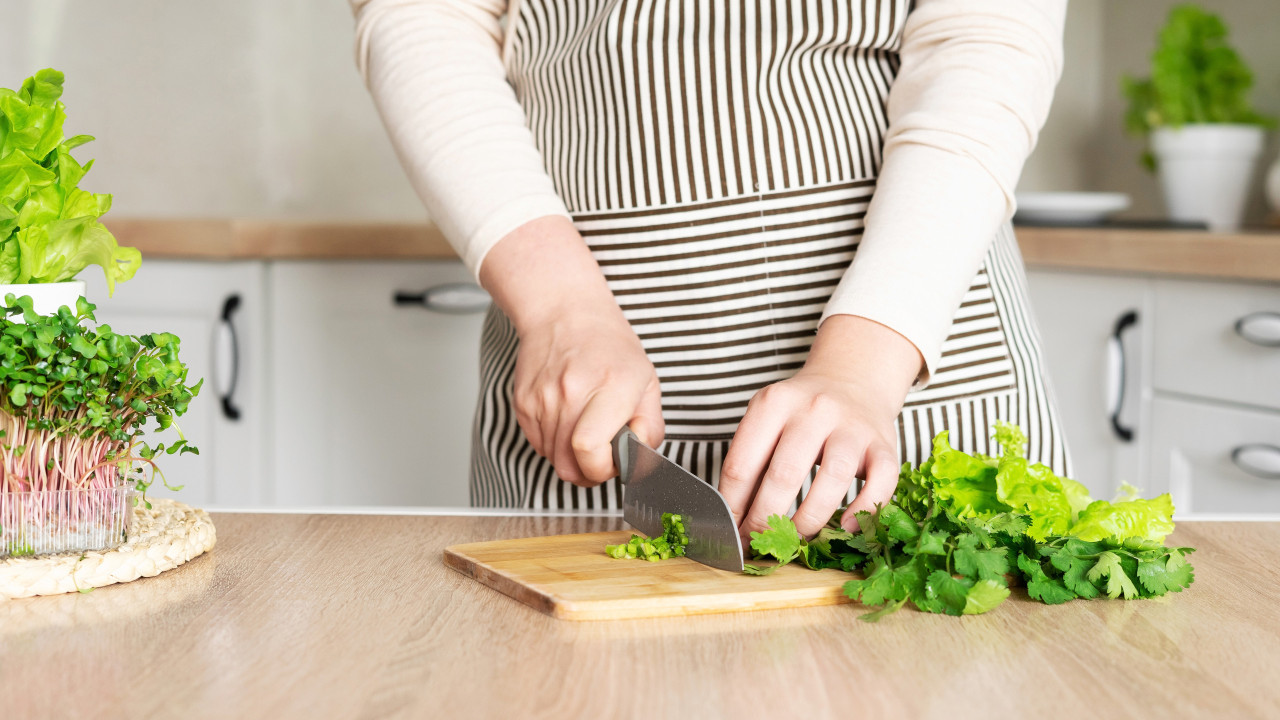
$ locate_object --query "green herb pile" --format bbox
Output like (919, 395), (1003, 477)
(0, 68), (141, 292)
(606, 512), (690, 561)
(747, 423), (1195, 621)
(1122, 5), (1275, 170)
(0, 294), (201, 502)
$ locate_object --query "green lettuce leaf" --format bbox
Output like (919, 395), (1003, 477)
(928, 431), (1006, 518)
(0, 68), (139, 293)
(1069, 494), (1177, 544)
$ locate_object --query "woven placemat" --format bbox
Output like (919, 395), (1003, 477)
(0, 498), (216, 600)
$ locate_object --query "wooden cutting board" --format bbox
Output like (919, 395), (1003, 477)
(443, 530), (853, 620)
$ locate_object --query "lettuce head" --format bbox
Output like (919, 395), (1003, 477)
(0, 68), (140, 294)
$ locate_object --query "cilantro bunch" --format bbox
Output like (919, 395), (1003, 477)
(1122, 6), (1276, 170)
(0, 68), (141, 293)
(607, 513), (690, 561)
(0, 294), (201, 501)
(747, 423), (1195, 621)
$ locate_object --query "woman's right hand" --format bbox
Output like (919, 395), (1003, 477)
(479, 216), (664, 486)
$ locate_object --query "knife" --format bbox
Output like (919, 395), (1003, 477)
(611, 426), (744, 572)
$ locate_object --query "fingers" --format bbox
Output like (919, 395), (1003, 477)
(630, 378), (666, 450)
(571, 373), (663, 485)
(841, 444), (900, 531)
(738, 417), (828, 545)
(792, 436), (864, 537)
(719, 395), (787, 526)
(512, 362), (544, 455)
(553, 395), (588, 486)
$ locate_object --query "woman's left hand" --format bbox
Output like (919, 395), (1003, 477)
(718, 315), (924, 545)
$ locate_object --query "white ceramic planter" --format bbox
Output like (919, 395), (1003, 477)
(1266, 152), (1280, 217)
(1152, 124), (1265, 231)
(0, 281), (87, 317)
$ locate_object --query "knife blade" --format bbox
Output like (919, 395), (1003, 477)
(611, 426), (744, 572)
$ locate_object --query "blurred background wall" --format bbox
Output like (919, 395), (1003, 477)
(2, 0), (1277, 224)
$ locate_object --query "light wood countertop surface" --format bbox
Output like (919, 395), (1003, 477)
(105, 218), (1280, 283)
(3, 512), (1278, 720)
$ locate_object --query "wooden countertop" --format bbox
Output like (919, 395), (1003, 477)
(1017, 225), (1280, 283)
(105, 218), (1280, 283)
(3, 512), (1278, 719)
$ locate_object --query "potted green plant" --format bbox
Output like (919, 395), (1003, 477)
(0, 69), (198, 558)
(0, 296), (201, 557)
(0, 68), (140, 313)
(1122, 5), (1276, 231)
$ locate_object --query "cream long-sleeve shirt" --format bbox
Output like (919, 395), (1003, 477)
(350, 0), (1065, 385)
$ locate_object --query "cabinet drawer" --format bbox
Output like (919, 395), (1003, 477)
(1150, 279), (1280, 410)
(1147, 396), (1280, 515)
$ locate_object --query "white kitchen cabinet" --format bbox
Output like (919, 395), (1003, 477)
(1029, 268), (1280, 516)
(80, 260), (268, 508)
(1025, 269), (1151, 499)
(1148, 396), (1280, 515)
(1150, 278), (1280, 411)
(267, 261), (486, 507)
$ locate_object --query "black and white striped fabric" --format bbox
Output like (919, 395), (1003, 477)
(471, 0), (1071, 508)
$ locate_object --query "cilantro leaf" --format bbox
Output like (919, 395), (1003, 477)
(1061, 557), (1102, 599)
(1137, 549), (1196, 596)
(749, 514), (802, 566)
(1019, 553), (1077, 605)
(954, 534), (1010, 582)
(912, 529), (949, 557)
(1086, 551), (1140, 600)
(846, 559), (899, 606)
(925, 570), (973, 616)
(1027, 576), (1077, 605)
(963, 579), (1011, 615)
(879, 504), (920, 543)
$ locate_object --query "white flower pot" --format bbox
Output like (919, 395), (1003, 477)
(1266, 152), (1280, 217)
(1152, 124), (1265, 231)
(0, 281), (87, 317)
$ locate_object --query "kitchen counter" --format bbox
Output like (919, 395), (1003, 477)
(3, 511), (1278, 719)
(105, 218), (1280, 283)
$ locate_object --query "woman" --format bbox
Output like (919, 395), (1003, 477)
(350, 0), (1070, 543)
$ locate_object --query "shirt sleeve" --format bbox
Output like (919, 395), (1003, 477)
(819, 0), (1067, 387)
(350, 0), (571, 276)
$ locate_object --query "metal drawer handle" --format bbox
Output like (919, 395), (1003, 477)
(393, 283), (490, 314)
(215, 294), (243, 421)
(1106, 310), (1139, 443)
(1231, 444), (1280, 480)
(1234, 311), (1280, 347)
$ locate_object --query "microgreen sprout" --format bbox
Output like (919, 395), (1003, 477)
(0, 294), (200, 554)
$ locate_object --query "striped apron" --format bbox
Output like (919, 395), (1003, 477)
(470, 0), (1071, 508)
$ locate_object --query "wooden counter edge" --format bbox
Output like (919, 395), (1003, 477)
(1017, 225), (1280, 283)
(104, 218), (456, 261)
(103, 218), (1280, 283)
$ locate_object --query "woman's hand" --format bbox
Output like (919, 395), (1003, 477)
(479, 216), (664, 486)
(718, 315), (922, 544)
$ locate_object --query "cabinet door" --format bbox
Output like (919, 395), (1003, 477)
(1025, 269), (1151, 499)
(268, 261), (486, 507)
(80, 260), (268, 508)
(1148, 396), (1280, 515)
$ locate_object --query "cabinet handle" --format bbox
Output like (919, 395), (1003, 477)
(393, 283), (491, 314)
(1234, 311), (1280, 348)
(1106, 310), (1138, 443)
(1230, 444), (1280, 480)
(216, 294), (243, 421)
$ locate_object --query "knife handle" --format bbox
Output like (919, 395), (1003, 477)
(612, 426), (638, 484)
